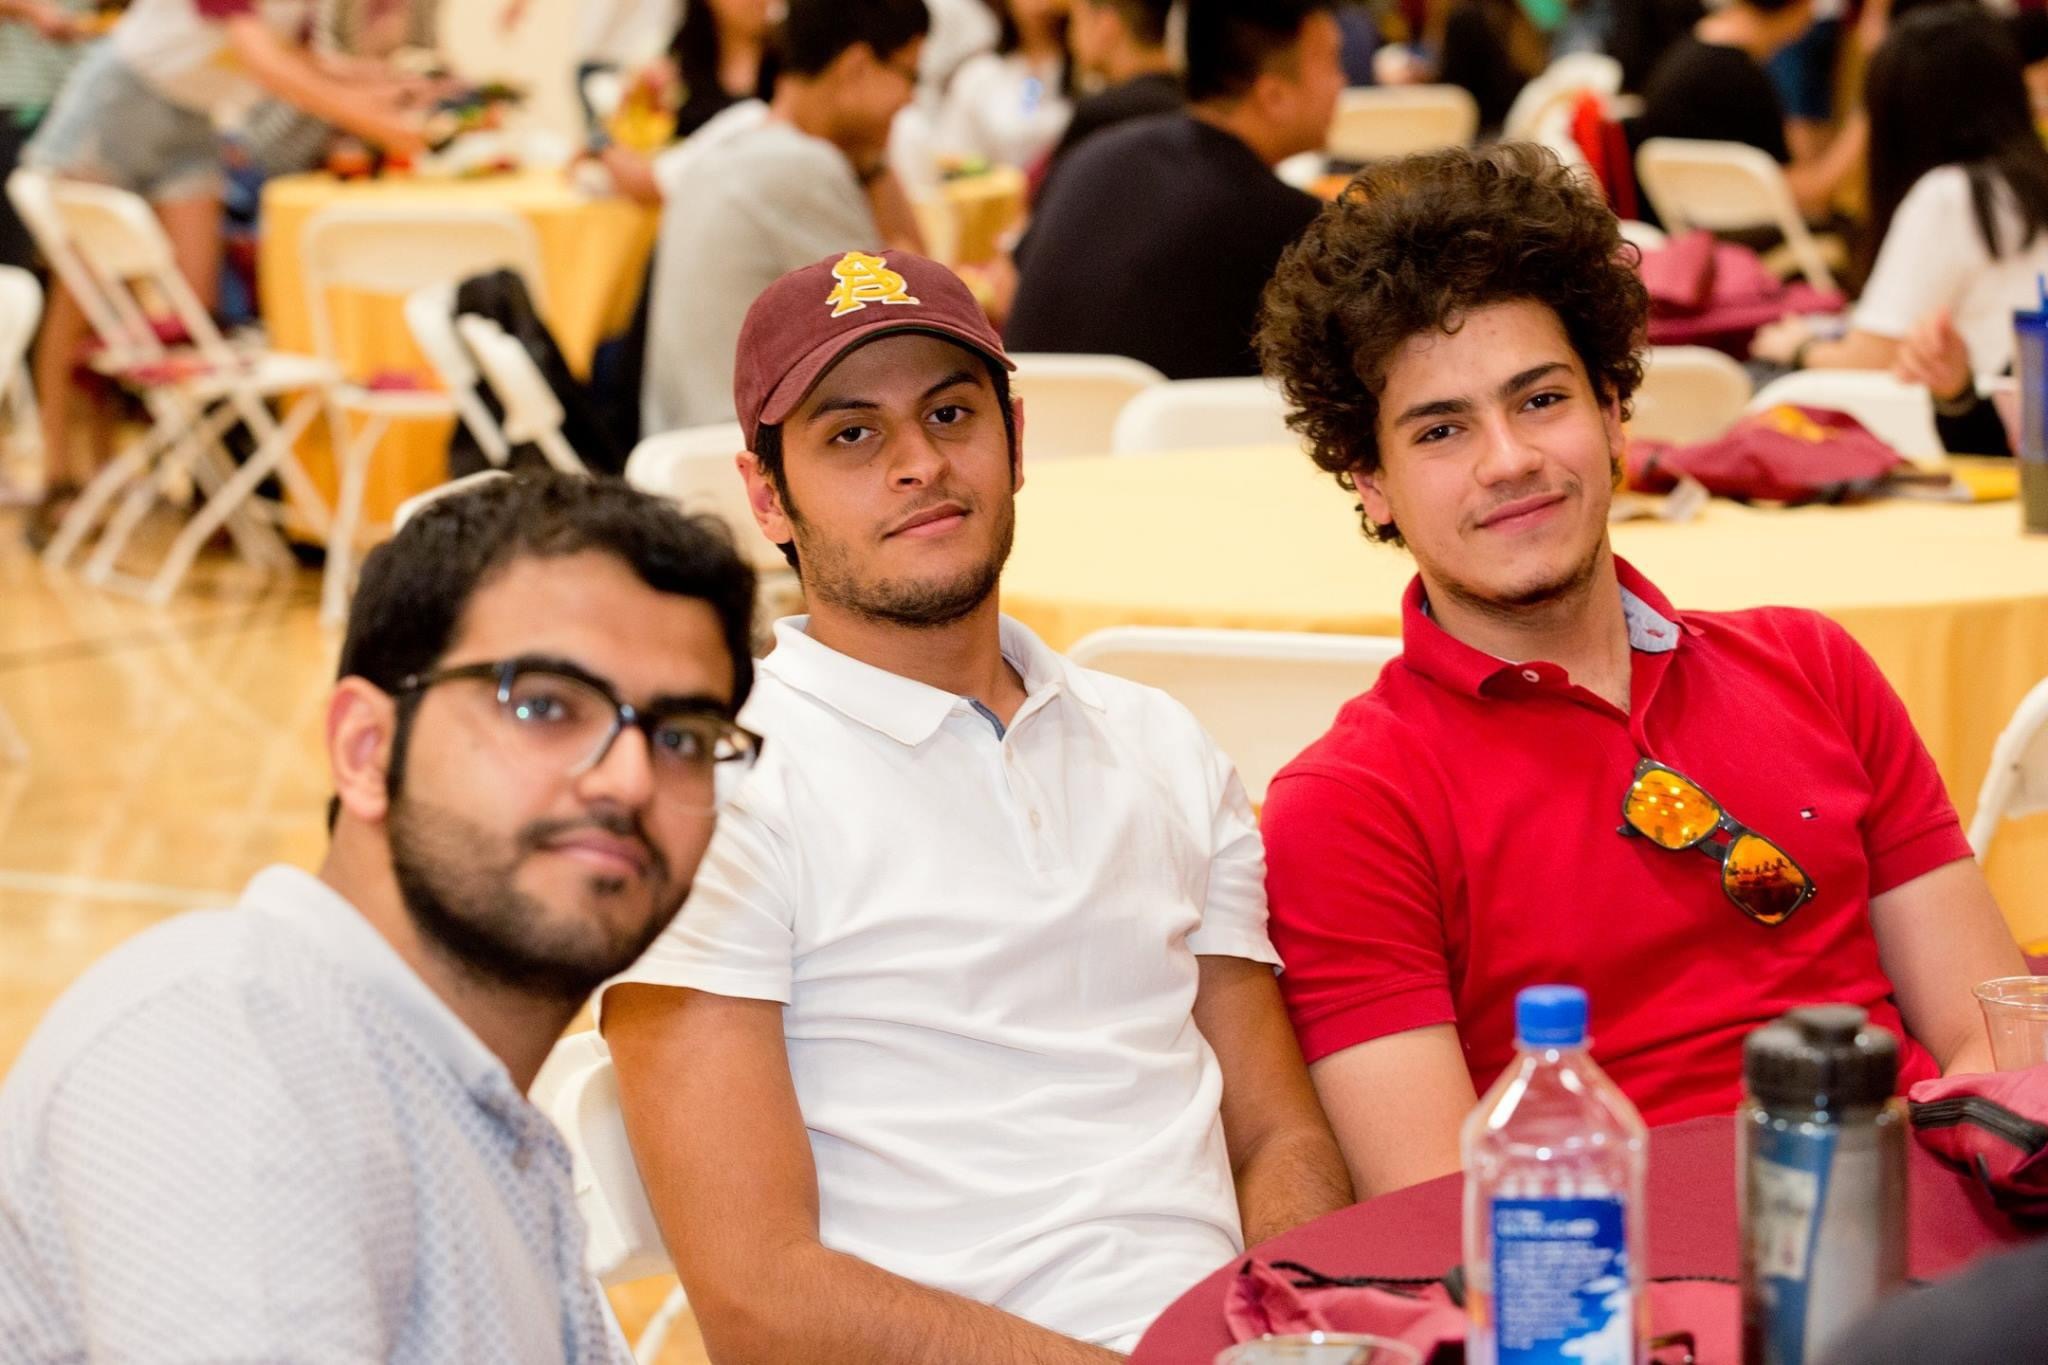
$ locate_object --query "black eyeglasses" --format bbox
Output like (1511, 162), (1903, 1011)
(397, 656), (763, 812)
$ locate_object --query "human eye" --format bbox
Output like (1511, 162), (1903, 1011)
(828, 423), (877, 447)
(1524, 389), (1569, 412)
(650, 715), (719, 766)
(928, 401), (973, 426)
(504, 671), (599, 727)
(1414, 423), (1458, 445)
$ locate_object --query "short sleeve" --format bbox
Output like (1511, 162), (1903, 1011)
(753, 144), (881, 264)
(38, 990), (399, 1362)
(1854, 168), (1985, 341)
(1186, 736), (1280, 966)
(603, 794), (799, 1009)
(1260, 767), (1457, 1065)
(1811, 617), (1973, 893)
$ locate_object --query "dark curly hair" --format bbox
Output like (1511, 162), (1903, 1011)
(1256, 143), (1648, 543)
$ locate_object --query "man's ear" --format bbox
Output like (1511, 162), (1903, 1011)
(1355, 464), (1396, 530)
(327, 678), (398, 827)
(737, 451), (795, 546)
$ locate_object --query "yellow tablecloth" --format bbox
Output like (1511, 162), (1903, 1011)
(257, 170), (658, 523)
(1005, 446), (2048, 942)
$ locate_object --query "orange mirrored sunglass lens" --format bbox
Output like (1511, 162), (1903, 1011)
(1624, 766), (1722, 849)
(1723, 831), (1811, 925)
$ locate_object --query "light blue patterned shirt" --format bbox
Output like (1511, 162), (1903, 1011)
(0, 866), (631, 1364)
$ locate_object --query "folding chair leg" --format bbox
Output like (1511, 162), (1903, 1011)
(82, 402), (242, 585)
(142, 393), (323, 607)
(536, 428), (587, 476)
(634, 1285), (690, 1365)
(40, 426), (172, 570)
(227, 385), (331, 540)
(321, 409), (389, 627)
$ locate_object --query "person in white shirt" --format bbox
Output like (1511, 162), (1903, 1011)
(603, 249), (1353, 1364)
(0, 474), (763, 1360)
(935, 0), (1073, 168)
(640, 0), (931, 436)
(1753, 4), (2048, 376)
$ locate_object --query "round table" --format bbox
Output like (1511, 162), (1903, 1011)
(1003, 447), (2048, 943)
(256, 169), (658, 523)
(1130, 1116), (2033, 1363)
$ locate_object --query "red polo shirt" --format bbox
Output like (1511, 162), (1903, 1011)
(1261, 559), (1972, 1127)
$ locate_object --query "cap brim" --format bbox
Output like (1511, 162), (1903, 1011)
(755, 320), (1017, 438)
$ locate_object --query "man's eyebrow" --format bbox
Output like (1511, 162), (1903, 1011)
(1390, 362), (1573, 428)
(646, 692), (735, 717)
(803, 369), (981, 422)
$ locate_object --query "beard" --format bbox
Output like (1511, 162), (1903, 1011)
(387, 794), (684, 1003)
(793, 489), (1016, 629)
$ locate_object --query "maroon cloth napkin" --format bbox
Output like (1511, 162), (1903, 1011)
(1223, 1258), (1741, 1364)
(1624, 404), (1908, 504)
(1636, 230), (1845, 354)
(1910, 1066), (2048, 1220)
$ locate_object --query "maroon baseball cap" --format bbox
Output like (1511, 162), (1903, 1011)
(732, 249), (1014, 445)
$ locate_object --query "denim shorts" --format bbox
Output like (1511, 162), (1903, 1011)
(24, 44), (222, 201)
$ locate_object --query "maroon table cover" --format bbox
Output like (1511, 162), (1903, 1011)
(1131, 1116), (2035, 1364)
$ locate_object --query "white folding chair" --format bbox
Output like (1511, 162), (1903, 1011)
(403, 282), (515, 470)
(1617, 219), (1668, 253)
(1971, 678), (2048, 861)
(1008, 353), (1166, 461)
(1503, 51), (1623, 142)
(10, 171), (335, 603)
(1630, 346), (1752, 445)
(299, 204), (545, 624)
(625, 424), (793, 578)
(0, 264), (40, 762)
(390, 468), (509, 532)
(451, 314), (590, 477)
(530, 1030), (685, 1365)
(1326, 86), (1479, 163)
(1747, 369), (1943, 464)
(1634, 138), (1839, 293)
(1066, 626), (1401, 805)
(1109, 377), (1294, 454)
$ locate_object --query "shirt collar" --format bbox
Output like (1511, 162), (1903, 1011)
(1400, 556), (1692, 699)
(761, 614), (1103, 747)
(241, 865), (514, 1104)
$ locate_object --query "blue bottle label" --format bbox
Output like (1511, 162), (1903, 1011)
(1748, 1123), (1839, 1365)
(1490, 1197), (1633, 1365)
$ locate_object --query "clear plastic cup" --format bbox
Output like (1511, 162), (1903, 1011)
(1974, 976), (2048, 1070)
(1213, 1334), (1423, 1365)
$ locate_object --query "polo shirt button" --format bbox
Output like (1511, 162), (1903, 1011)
(1521, 668), (1541, 683)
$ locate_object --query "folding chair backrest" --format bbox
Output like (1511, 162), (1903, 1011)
(404, 281), (511, 466)
(300, 206), (544, 369)
(1327, 85), (1479, 162)
(1067, 626), (1402, 805)
(1631, 345), (1752, 445)
(1503, 51), (1623, 142)
(625, 424), (789, 575)
(1747, 369), (1941, 464)
(1009, 352), (1166, 461)
(32, 176), (234, 372)
(1635, 138), (1838, 292)
(531, 1030), (672, 1286)
(1972, 678), (2048, 861)
(392, 469), (509, 532)
(1109, 377), (1294, 454)
(452, 313), (586, 477)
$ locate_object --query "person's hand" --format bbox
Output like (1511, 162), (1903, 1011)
(1751, 315), (1817, 366)
(358, 107), (430, 160)
(1893, 307), (1974, 402)
(957, 250), (1019, 329)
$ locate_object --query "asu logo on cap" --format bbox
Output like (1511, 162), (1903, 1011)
(825, 251), (920, 319)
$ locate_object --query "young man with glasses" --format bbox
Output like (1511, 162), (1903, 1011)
(0, 475), (759, 1359)
(602, 249), (1352, 1361)
(1253, 144), (2026, 1200)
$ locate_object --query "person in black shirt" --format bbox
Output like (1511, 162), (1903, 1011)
(1005, 0), (1342, 379)
(1626, 0), (1864, 223)
(1040, 0), (1181, 199)
(1819, 1235), (2048, 1365)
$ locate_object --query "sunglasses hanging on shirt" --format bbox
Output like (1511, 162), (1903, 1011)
(1619, 758), (1816, 926)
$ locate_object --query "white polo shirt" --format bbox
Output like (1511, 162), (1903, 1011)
(606, 614), (1278, 1349)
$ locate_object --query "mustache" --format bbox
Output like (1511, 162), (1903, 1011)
(1472, 474), (1579, 526)
(519, 810), (668, 884)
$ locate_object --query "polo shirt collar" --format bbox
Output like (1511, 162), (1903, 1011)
(241, 864), (513, 1104)
(762, 613), (1104, 747)
(1400, 556), (1691, 699)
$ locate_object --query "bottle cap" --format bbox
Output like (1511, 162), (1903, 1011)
(1516, 985), (1589, 1047)
(1744, 1005), (1899, 1110)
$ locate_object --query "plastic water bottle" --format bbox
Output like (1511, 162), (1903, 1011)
(1462, 985), (1650, 1365)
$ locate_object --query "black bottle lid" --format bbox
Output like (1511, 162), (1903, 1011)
(1744, 1005), (1900, 1111)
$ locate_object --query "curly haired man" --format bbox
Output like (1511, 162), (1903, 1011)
(1253, 144), (2023, 1198)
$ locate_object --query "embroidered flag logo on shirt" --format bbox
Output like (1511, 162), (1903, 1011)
(825, 252), (920, 318)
